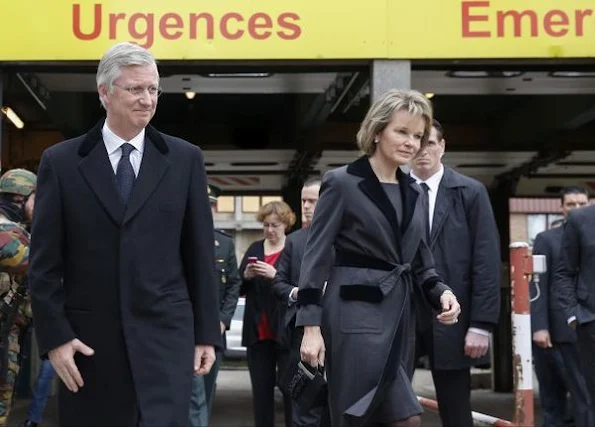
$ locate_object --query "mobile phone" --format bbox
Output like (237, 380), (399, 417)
(247, 256), (258, 264)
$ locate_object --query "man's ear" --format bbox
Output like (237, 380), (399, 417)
(98, 85), (109, 104)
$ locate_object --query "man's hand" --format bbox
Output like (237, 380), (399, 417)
(533, 329), (552, 349)
(49, 338), (95, 393)
(194, 345), (216, 376)
(220, 321), (226, 335)
(464, 330), (490, 358)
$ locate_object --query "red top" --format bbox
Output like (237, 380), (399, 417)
(257, 251), (282, 341)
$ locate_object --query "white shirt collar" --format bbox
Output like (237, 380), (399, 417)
(410, 164), (444, 192)
(102, 122), (145, 155)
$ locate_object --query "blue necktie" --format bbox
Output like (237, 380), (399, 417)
(116, 143), (136, 204)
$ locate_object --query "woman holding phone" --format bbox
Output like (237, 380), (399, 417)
(240, 200), (296, 427)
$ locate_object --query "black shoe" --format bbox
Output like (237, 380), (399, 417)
(20, 421), (38, 427)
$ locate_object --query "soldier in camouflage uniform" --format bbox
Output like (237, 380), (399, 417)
(0, 169), (37, 426)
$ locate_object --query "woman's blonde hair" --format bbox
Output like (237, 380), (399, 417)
(356, 89), (433, 156)
(256, 200), (296, 231)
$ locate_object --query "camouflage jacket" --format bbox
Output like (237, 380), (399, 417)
(0, 214), (31, 320)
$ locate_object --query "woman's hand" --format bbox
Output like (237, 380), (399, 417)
(437, 290), (461, 325)
(251, 261), (277, 280)
(300, 326), (326, 368)
(243, 263), (256, 280)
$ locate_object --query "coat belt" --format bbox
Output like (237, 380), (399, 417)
(335, 250), (411, 303)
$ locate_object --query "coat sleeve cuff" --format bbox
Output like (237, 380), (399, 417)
(424, 279), (450, 311)
(296, 304), (323, 327)
(297, 288), (323, 306)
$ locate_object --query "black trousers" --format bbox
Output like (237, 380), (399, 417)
(416, 329), (473, 427)
(576, 321), (595, 416)
(247, 339), (293, 427)
(557, 342), (594, 427)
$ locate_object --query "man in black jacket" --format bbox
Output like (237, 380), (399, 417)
(555, 190), (595, 417)
(411, 119), (500, 427)
(532, 186), (592, 427)
(272, 178), (324, 426)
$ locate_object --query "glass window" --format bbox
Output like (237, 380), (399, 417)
(216, 196), (235, 213)
(242, 196), (260, 213)
(261, 196), (282, 206)
(527, 214), (547, 246)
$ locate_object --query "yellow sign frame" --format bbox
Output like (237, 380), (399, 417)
(1, 0), (594, 61)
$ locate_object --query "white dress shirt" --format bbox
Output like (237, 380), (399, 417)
(410, 164), (444, 232)
(411, 164), (489, 337)
(102, 123), (145, 177)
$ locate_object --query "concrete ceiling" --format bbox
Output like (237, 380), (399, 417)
(2, 66), (595, 195)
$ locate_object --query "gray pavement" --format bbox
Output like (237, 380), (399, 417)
(6, 367), (541, 426)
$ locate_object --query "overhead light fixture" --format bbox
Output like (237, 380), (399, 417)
(205, 73), (272, 78)
(185, 91), (196, 100)
(549, 71), (595, 78)
(425, 92), (435, 99)
(446, 71), (523, 78)
(1, 107), (24, 129)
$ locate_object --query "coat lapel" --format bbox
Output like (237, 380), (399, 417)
(78, 120), (125, 226)
(78, 119), (171, 226)
(398, 169), (419, 233)
(123, 127), (170, 224)
(430, 168), (459, 246)
(347, 156), (413, 258)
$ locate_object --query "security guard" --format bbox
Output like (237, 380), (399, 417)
(0, 169), (37, 426)
(189, 184), (241, 426)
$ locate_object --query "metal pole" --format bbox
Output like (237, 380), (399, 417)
(509, 242), (534, 427)
(417, 396), (513, 426)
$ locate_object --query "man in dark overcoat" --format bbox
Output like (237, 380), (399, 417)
(272, 178), (326, 426)
(555, 199), (595, 415)
(29, 42), (220, 427)
(410, 119), (500, 427)
(532, 187), (592, 427)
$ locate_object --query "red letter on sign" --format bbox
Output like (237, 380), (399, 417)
(220, 13), (244, 40)
(462, 1), (491, 37)
(544, 10), (569, 37)
(73, 3), (102, 40)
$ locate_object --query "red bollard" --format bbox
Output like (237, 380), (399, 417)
(509, 242), (534, 427)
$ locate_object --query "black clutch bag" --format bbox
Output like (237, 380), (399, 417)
(280, 360), (328, 410)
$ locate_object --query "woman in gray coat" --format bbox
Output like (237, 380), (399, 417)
(296, 89), (461, 427)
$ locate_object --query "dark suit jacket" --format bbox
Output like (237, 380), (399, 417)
(215, 230), (241, 330)
(555, 205), (595, 326)
(421, 167), (500, 369)
(531, 226), (576, 343)
(272, 227), (309, 349)
(239, 239), (285, 348)
(29, 119), (220, 427)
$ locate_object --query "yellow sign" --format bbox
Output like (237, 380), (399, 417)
(0, 0), (594, 61)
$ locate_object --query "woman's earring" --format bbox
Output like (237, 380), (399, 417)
(374, 138), (379, 144)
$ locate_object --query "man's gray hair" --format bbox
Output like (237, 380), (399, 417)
(96, 42), (157, 109)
